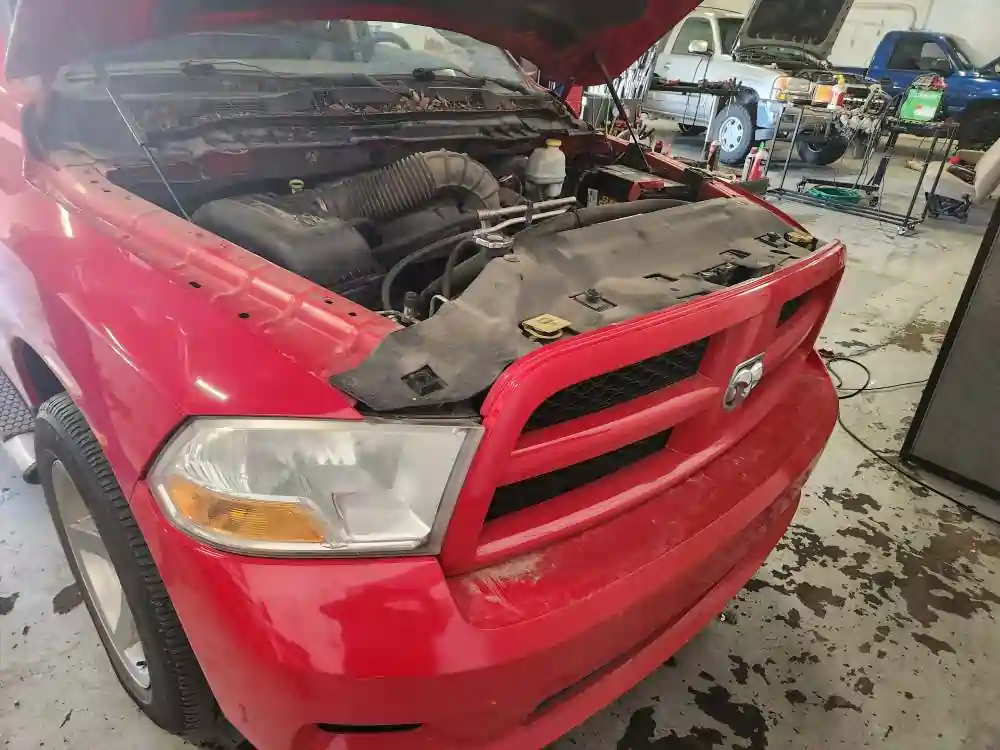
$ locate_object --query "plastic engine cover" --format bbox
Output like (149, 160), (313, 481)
(193, 194), (380, 298)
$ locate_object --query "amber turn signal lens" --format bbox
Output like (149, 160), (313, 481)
(813, 85), (834, 105)
(166, 477), (326, 543)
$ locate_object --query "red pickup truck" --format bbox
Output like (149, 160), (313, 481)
(0, 1), (844, 749)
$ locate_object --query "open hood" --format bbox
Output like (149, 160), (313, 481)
(5, 0), (700, 84)
(738, 0), (854, 61)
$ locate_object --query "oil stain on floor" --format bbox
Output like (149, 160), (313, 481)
(52, 583), (83, 615)
(555, 431), (1000, 750)
(0, 590), (18, 615)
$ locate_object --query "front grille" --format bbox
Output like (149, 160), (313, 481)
(524, 340), (709, 432)
(487, 431), (672, 521)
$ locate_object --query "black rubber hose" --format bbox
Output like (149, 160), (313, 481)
(418, 254), (488, 311)
(515, 199), (689, 245)
(442, 238), (480, 299)
(371, 210), (480, 265)
(313, 150), (501, 223)
(381, 230), (479, 311)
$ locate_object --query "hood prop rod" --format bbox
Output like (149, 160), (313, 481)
(593, 53), (650, 170)
(90, 58), (191, 221)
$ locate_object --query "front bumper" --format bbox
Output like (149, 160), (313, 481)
(758, 102), (843, 142)
(128, 352), (837, 750)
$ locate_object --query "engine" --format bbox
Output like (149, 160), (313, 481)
(191, 147), (693, 316)
(193, 150), (505, 309)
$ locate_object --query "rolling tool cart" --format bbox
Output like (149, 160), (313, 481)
(766, 98), (956, 235)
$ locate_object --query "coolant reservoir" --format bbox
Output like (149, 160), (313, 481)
(526, 139), (566, 199)
(828, 75), (848, 110)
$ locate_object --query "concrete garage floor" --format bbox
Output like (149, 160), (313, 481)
(3, 130), (1000, 750)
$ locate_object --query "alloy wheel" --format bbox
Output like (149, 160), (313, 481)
(51, 460), (150, 690)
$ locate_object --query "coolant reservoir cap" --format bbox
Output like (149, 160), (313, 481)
(785, 230), (817, 249)
(521, 313), (571, 341)
(545, 138), (563, 148)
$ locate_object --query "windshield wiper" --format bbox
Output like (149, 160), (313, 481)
(408, 66), (530, 95)
(66, 60), (414, 102)
(178, 59), (298, 78)
(63, 58), (296, 83)
(183, 62), (414, 100)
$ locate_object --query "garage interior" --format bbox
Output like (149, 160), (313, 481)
(3, 2), (1000, 750)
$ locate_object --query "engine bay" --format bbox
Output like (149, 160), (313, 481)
(81, 126), (818, 411)
(24, 14), (826, 414)
(39, 53), (816, 352)
(184, 142), (700, 316)
(104, 138), (817, 410)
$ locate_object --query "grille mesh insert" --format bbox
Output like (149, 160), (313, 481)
(487, 430), (672, 521)
(524, 340), (709, 432)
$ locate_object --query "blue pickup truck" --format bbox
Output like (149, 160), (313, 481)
(839, 30), (1000, 149)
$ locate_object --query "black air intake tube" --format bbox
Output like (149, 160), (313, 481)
(313, 150), (501, 223)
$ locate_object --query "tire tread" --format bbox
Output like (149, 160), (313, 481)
(37, 393), (215, 736)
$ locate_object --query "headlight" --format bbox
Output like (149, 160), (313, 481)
(149, 418), (482, 557)
(773, 76), (813, 102)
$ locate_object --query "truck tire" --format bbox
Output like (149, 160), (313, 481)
(957, 103), (1000, 151)
(710, 104), (755, 165)
(35, 393), (219, 740)
(796, 139), (849, 166)
(678, 123), (707, 136)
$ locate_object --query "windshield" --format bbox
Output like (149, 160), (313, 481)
(64, 20), (526, 86)
(945, 35), (979, 70)
(718, 18), (744, 55)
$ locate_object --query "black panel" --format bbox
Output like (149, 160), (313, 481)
(487, 430), (671, 521)
(902, 199), (1000, 498)
(525, 339), (708, 432)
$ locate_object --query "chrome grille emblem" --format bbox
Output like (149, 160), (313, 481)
(724, 354), (765, 411)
